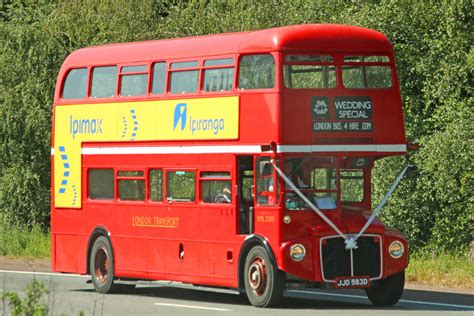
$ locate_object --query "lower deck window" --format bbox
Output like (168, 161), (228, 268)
(167, 171), (195, 202)
(89, 169), (114, 200)
(119, 179), (145, 201)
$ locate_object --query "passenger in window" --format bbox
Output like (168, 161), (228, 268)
(214, 185), (232, 203)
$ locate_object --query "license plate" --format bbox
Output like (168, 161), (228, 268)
(334, 276), (370, 289)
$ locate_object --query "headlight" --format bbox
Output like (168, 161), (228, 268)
(389, 241), (404, 259)
(290, 244), (306, 262)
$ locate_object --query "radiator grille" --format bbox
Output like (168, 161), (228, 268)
(321, 235), (382, 281)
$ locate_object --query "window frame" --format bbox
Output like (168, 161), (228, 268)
(116, 169), (146, 202)
(237, 53), (278, 92)
(61, 67), (89, 100)
(148, 168), (164, 203)
(88, 168), (115, 201)
(165, 169), (197, 203)
(281, 53), (336, 90)
(199, 171), (232, 204)
(201, 57), (235, 93)
(90, 65), (119, 99)
(341, 54), (393, 89)
(168, 60), (201, 95)
(118, 64), (149, 97)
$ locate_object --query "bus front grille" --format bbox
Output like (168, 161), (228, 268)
(320, 235), (382, 281)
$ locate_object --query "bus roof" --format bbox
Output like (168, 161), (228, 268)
(62, 24), (393, 68)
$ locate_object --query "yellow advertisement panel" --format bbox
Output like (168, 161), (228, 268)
(54, 96), (239, 208)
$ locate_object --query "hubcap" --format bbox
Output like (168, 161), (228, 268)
(94, 247), (109, 283)
(248, 257), (267, 296)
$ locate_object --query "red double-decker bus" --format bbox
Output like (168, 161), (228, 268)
(51, 24), (409, 307)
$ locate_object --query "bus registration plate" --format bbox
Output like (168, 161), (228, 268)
(334, 276), (370, 289)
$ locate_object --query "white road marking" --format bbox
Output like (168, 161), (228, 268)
(154, 303), (230, 312)
(0, 270), (88, 278)
(290, 290), (474, 310)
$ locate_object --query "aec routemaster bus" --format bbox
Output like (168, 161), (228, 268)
(51, 24), (409, 307)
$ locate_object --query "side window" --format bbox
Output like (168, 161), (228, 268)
(166, 170), (195, 202)
(62, 68), (88, 99)
(256, 157), (277, 205)
(149, 169), (163, 201)
(200, 172), (232, 203)
(120, 65), (148, 96)
(91, 66), (117, 98)
(151, 62), (166, 94)
(238, 54), (275, 90)
(169, 61), (199, 94)
(117, 171), (145, 201)
(203, 58), (234, 92)
(89, 168), (114, 200)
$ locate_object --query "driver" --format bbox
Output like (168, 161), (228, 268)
(284, 160), (308, 188)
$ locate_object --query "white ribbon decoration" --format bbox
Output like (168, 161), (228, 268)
(272, 160), (410, 250)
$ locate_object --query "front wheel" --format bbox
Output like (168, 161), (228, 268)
(365, 271), (405, 306)
(244, 246), (285, 307)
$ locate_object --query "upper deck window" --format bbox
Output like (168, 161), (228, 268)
(91, 66), (117, 98)
(120, 65), (148, 97)
(342, 55), (392, 89)
(238, 54), (275, 90)
(284, 55), (336, 89)
(170, 61), (199, 94)
(62, 68), (88, 99)
(286, 55), (334, 63)
(151, 62), (166, 95)
(203, 58), (234, 92)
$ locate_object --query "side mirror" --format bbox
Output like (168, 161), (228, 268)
(405, 164), (417, 179)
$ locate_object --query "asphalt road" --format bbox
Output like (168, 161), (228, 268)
(1, 270), (473, 315)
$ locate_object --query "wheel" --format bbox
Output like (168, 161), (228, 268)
(365, 271), (405, 306)
(244, 246), (285, 307)
(90, 236), (119, 294)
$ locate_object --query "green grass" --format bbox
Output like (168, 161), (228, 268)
(407, 251), (474, 288)
(0, 223), (50, 258)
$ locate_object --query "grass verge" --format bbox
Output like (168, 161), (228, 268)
(0, 223), (50, 258)
(406, 251), (474, 289)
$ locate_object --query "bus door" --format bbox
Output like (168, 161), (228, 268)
(237, 156), (254, 235)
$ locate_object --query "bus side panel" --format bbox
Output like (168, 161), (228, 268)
(197, 205), (236, 285)
(54, 234), (78, 273)
(52, 208), (86, 273)
(164, 240), (199, 282)
(239, 93), (280, 144)
(114, 204), (147, 278)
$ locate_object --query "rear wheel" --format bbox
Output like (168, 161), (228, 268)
(244, 246), (285, 307)
(90, 236), (120, 294)
(365, 271), (405, 306)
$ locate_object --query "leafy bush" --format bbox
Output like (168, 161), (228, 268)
(0, 1), (471, 252)
(2, 279), (49, 316)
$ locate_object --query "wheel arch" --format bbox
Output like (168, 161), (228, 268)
(238, 235), (277, 293)
(86, 226), (114, 275)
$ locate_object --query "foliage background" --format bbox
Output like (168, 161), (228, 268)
(0, 0), (472, 253)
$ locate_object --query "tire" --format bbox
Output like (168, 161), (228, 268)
(365, 271), (405, 306)
(244, 246), (285, 307)
(90, 236), (119, 294)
